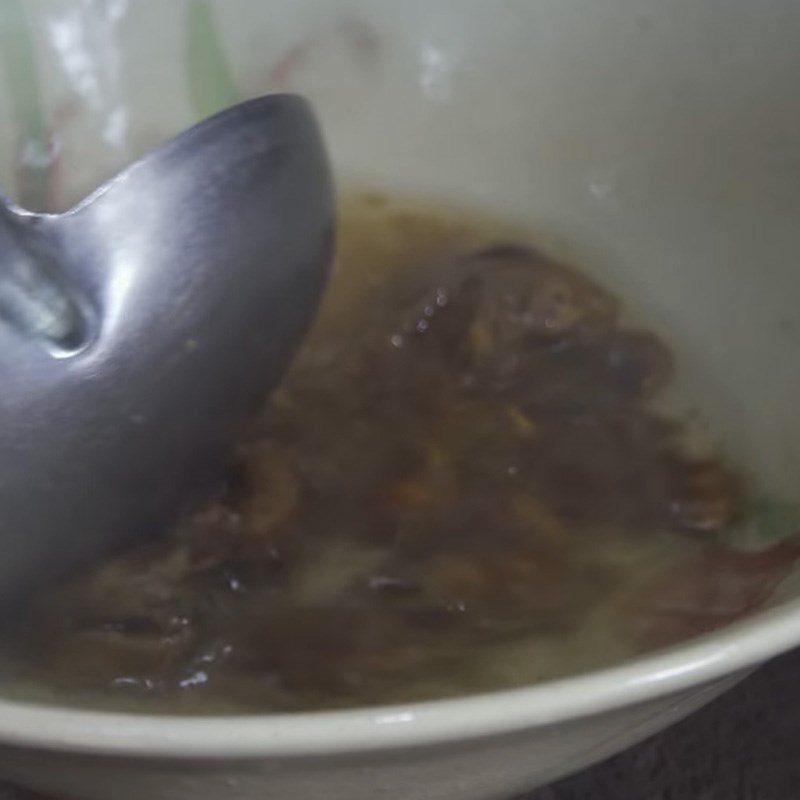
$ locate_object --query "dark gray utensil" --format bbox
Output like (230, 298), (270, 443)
(0, 94), (333, 604)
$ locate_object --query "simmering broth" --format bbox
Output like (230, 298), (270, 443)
(3, 193), (798, 714)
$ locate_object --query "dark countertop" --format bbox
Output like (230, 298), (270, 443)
(523, 648), (800, 800)
(3, 649), (800, 800)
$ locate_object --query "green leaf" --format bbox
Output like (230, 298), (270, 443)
(185, 0), (240, 121)
(0, 0), (50, 209)
(748, 496), (800, 546)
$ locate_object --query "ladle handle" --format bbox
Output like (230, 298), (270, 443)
(0, 203), (82, 346)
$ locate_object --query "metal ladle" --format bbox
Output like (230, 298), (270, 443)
(0, 94), (333, 604)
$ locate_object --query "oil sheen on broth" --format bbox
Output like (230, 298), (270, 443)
(3, 192), (792, 714)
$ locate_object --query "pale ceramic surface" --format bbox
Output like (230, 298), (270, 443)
(0, 1), (799, 798)
(0, 678), (745, 800)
